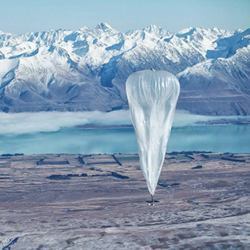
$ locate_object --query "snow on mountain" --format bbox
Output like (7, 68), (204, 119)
(207, 28), (250, 59)
(176, 27), (231, 57)
(178, 31), (250, 115)
(0, 23), (249, 115)
(0, 58), (19, 93)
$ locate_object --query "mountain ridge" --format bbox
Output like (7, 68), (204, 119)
(0, 23), (249, 115)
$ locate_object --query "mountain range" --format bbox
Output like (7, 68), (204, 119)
(0, 23), (249, 115)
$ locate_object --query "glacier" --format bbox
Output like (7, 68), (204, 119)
(126, 70), (180, 196)
(0, 24), (249, 115)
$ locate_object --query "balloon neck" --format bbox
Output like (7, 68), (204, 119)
(147, 193), (159, 206)
(150, 194), (155, 206)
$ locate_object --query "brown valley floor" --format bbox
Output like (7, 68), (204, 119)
(0, 152), (250, 249)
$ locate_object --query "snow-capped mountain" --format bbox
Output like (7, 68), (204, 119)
(0, 23), (249, 115)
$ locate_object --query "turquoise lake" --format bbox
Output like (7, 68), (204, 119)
(0, 124), (250, 154)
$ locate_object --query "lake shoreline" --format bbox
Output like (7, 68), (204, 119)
(2, 150), (250, 157)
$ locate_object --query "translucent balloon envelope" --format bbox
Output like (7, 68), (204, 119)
(126, 70), (180, 196)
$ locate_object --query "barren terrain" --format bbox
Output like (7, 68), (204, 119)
(0, 152), (249, 249)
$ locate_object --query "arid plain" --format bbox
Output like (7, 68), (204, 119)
(0, 152), (249, 249)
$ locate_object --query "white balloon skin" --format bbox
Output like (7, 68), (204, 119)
(126, 70), (180, 195)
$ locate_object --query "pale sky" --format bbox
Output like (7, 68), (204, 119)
(0, 0), (249, 34)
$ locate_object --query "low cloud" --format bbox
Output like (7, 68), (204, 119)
(0, 110), (228, 135)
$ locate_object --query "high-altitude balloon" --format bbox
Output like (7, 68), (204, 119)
(126, 70), (180, 197)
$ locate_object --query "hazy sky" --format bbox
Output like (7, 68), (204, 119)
(1, 0), (249, 34)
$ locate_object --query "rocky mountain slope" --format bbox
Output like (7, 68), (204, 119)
(0, 23), (249, 115)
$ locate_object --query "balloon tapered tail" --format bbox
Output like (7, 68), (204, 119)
(151, 194), (154, 205)
(148, 194), (154, 206)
